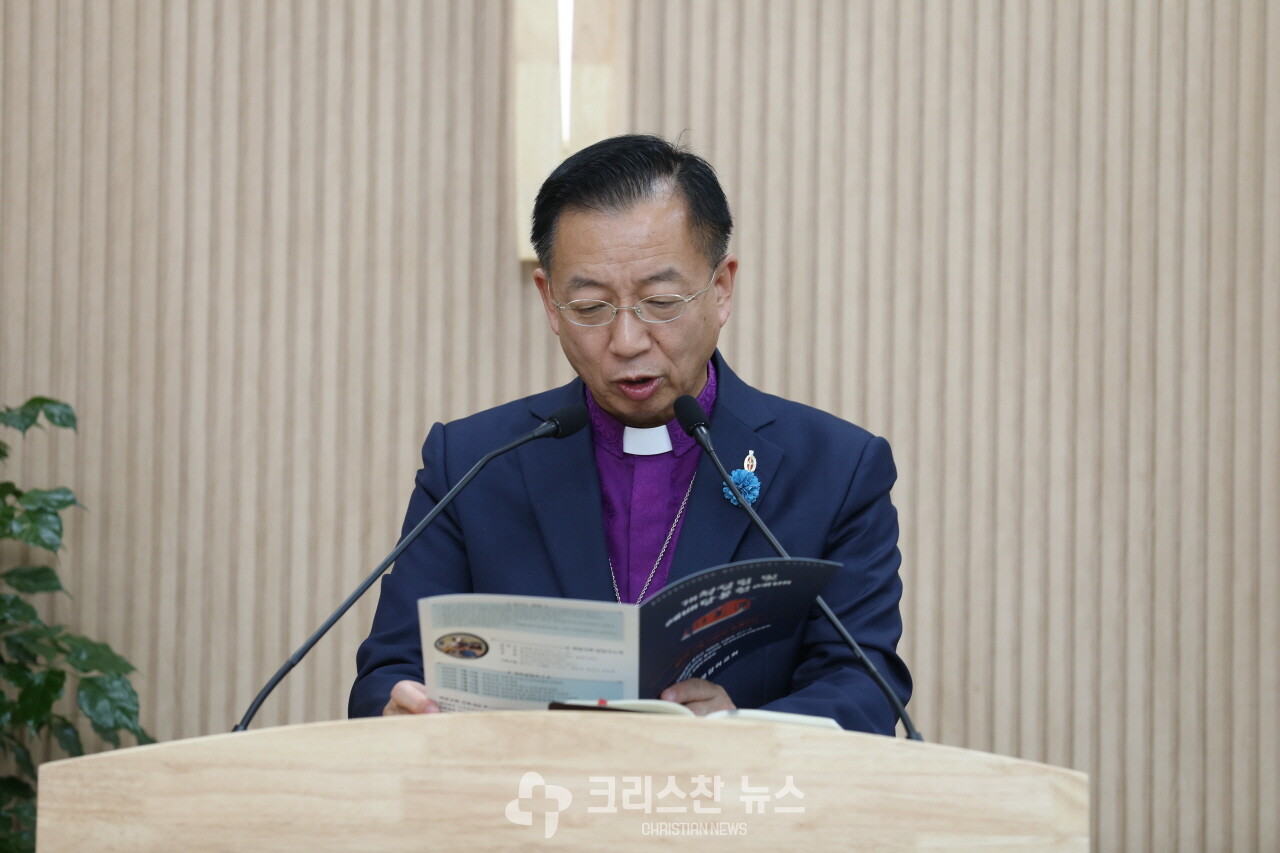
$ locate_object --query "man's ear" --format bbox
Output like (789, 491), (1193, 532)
(713, 255), (738, 327)
(533, 268), (561, 336)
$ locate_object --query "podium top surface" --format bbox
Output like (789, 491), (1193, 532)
(39, 711), (1088, 851)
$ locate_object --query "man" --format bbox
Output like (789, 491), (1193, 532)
(349, 135), (911, 733)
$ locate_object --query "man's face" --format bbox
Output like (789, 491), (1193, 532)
(534, 191), (736, 428)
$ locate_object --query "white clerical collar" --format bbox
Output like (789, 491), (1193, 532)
(622, 425), (673, 456)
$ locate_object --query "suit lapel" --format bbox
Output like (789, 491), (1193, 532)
(520, 383), (616, 601)
(668, 356), (783, 582)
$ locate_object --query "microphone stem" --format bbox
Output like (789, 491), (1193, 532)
(232, 429), (542, 732)
(694, 424), (923, 742)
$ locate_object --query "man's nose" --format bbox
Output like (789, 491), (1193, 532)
(607, 308), (652, 356)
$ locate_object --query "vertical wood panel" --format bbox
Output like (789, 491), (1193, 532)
(178, 0), (212, 733)
(992, 0), (1028, 761)
(1230, 1), (1264, 844)
(1246, 10), (1278, 853)
(153, 0), (185, 731)
(915, 0), (949, 744)
(1079, 0), (1109, 794)
(1020, 0), (1053, 763)
(1, 1), (31, 398)
(1258, 4), (1280, 843)
(1, 2), (1275, 849)
(947, 0), (976, 752)
(1122, 0), (1156, 846)
(47, 0), (85, 628)
(1204, 3), (1239, 848)
(26, 2), (55, 423)
(1151, 0), (1184, 846)
(1178, 2), (1210, 848)
(258, 0), (291, 724)
(972, 0), (1003, 753)
(834, 0), (869, 423)
(809, 0), (845, 419)
(282, 0), (318, 725)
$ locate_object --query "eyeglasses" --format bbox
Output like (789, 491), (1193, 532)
(551, 283), (715, 327)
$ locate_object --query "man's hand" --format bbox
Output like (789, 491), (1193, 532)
(382, 680), (442, 716)
(659, 678), (736, 715)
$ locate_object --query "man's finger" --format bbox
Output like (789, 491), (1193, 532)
(660, 678), (736, 715)
(383, 680), (437, 715)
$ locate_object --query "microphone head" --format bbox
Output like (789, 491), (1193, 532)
(673, 395), (709, 435)
(547, 403), (589, 438)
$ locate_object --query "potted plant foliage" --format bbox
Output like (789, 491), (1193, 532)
(0, 397), (152, 851)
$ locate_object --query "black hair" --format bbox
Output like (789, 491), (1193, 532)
(530, 134), (733, 271)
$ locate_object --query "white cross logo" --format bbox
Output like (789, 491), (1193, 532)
(505, 771), (574, 838)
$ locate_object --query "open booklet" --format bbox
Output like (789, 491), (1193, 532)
(418, 557), (838, 713)
(548, 698), (842, 729)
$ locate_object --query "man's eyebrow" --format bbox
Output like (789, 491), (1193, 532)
(563, 274), (605, 291)
(639, 267), (685, 286)
(563, 267), (686, 291)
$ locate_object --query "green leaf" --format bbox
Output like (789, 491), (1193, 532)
(9, 507), (62, 551)
(35, 398), (77, 430)
(0, 439), (8, 461)
(77, 674), (143, 748)
(63, 635), (133, 675)
(0, 775), (35, 802)
(49, 714), (84, 757)
(0, 801), (36, 853)
(0, 397), (76, 434)
(0, 481), (19, 501)
(0, 797), (36, 853)
(8, 739), (35, 781)
(1, 565), (64, 594)
(0, 404), (39, 434)
(15, 668), (65, 725)
(0, 595), (39, 627)
(1, 662), (32, 690)
(17, 487), (79, 512)
(2, 634), (38, 666)
(3, 629), (63, 666)
(88, 722), (118, 747)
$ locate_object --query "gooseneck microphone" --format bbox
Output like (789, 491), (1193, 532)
(673, 395), (923, 741)
(232, 403), (590, 732)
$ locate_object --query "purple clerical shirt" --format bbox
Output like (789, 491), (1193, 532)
(586, 362), (718, 604)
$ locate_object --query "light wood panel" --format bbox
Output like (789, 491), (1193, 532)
(0, 0), (563, 740)
(38, 712), (1088, 851)
(1, 1), (1275, 850)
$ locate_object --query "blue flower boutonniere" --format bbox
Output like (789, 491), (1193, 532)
(722, 468), (760, 507)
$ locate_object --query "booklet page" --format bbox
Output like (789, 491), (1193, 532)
(635, 558), (839, 696)
(419, 594), (639, 711)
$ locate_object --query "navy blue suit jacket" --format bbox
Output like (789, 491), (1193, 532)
(350, 355), (911, 733)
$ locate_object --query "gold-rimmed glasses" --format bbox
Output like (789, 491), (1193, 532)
(551, 283), (714, 327)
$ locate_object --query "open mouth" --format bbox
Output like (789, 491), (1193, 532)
(615, 376), (660, 401)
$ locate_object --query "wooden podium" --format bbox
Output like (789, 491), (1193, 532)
(37, 711), (1087, 851)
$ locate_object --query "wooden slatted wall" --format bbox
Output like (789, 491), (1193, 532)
(1, 2), (1275, 849)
